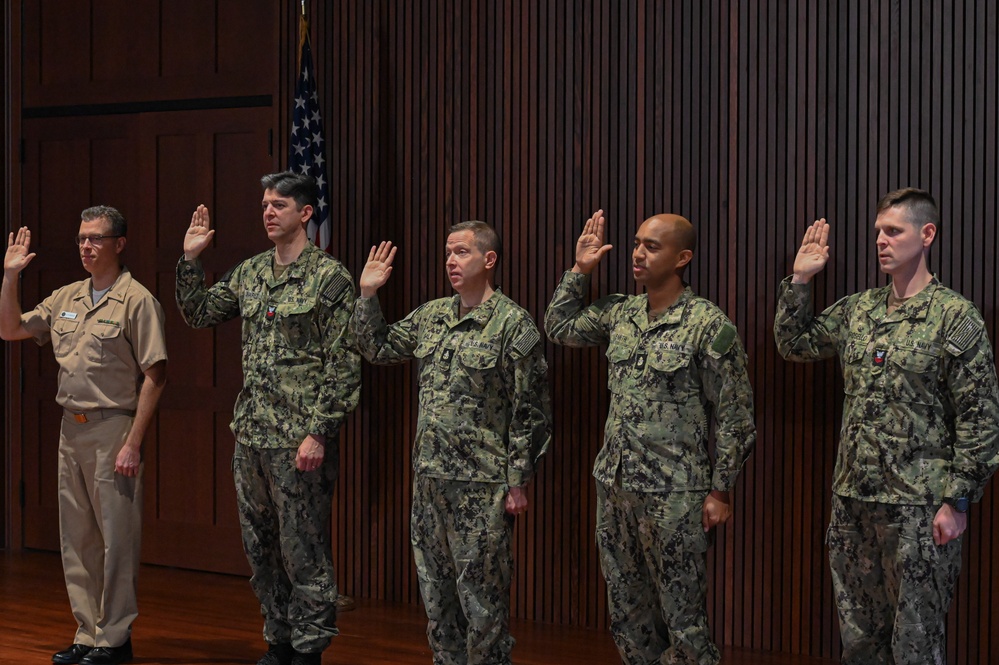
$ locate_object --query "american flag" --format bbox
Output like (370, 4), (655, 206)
(290, 13), (331, 251)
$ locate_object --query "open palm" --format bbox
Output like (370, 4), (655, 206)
(793, 218), (830, 281)
(359, 241), (398, 297)
(5, 227), (36, 274)
(574, 209), (613, 274)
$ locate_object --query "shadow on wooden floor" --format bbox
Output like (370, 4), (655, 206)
(0, 549), (835, 664)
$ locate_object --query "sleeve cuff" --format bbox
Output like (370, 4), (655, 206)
(711, 474), (738, 493)
(307, 416), (341, 442)
(507, 470), (530, 488)
(944, 480), (981, 503)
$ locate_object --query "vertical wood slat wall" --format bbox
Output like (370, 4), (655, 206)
(304, 1), (999, 661)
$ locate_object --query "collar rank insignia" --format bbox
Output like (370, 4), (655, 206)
(873, 348), (887, 366)
(266, 305), (277, 322)
(441, 348), (453, 362)
(636, 354), (646, 368)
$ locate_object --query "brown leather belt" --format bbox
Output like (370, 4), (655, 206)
(64, 408), (136, 424)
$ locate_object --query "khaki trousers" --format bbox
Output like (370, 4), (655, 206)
(58, 413), (142, 648)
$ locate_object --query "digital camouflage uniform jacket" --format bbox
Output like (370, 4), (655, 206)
(350, 290), (551, 487)
(774, 276), (999, 504)
(176, 243), (361, 448)
(545, 271), (756, 492)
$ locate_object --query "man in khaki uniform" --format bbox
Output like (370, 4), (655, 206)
(1, 206), (168, 665)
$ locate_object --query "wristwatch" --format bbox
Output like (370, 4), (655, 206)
(943, 497), (969, 513)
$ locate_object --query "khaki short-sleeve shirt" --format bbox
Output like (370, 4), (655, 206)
(21, 268), (168, 411)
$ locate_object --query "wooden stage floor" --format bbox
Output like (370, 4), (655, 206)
(0, 550), (834, 665)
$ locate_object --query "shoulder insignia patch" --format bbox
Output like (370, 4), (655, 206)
(945, 314), (983, 356)
(320, 272), (352, 307)
(510, 326), (541, 358)
(710, 323), (738, 356)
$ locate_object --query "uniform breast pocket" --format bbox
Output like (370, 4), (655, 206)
(411, 333), (444, 379)
(605, 344), (634, 392)
(458, 346), (500, 393)
(887, 345), (941, 405)
(841, 340), (868, 396)
(51, 319), (80, 358)
(88, 324), (125, 363)
(413, 338), (439, 360)
(646, 351), (695, 401)
(240, 300), (263, 346)
(276, 303), (316, 349)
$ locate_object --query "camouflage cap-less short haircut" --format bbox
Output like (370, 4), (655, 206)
(449, 220), (502, 261)
(876, 188), (940, 233)
(81, 205), (126, 237)
(260, 171), (320, 212)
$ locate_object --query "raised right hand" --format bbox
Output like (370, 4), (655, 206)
(184, 205), (215, 260)
(792, 218), (830, 284)
(572, 209), (613, 275)
(359, 241), (398, 298)
(5, 227), (37, 276)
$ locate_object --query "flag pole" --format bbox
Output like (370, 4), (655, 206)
(297, 3), (308, 73)
(289, 0), (332, 251)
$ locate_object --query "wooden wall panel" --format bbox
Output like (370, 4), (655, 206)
(19, 119), (138, 550)
(16, 108), (279, 573)
(22, 0), (278, 107)
(307, 1), (999, 662)
(140, 108), (278, 573)
(9, 0), (285, 575)
(1, 0), (9, 549)
(7, 1), (999, 662)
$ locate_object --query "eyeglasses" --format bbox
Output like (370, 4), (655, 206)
(74, 234), (122, 247)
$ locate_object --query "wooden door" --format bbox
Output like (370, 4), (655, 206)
(20, 108), (277, 574)
(19, 116), (140, 553)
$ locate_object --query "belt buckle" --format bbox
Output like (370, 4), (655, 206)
(73, 413), (88, 424)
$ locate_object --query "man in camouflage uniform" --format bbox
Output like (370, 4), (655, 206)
(545, 211), (756, 665)
(774, 188), (999, 665)
(175, 172), (360, 665)
(349, 222), (551, 665)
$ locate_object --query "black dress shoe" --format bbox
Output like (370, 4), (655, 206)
(52, 644), (92, 664)
(257, 643), (295, 665)
(291, 651), (322, 665)
(79, 638), (132, 665)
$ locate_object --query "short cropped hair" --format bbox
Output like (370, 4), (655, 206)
(876, 188), (940, 231)
(260, 171), (320, 212)
(81, 205), (126, 237)
(677, 221), (697, 254)
(449, 220), (502, 261)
